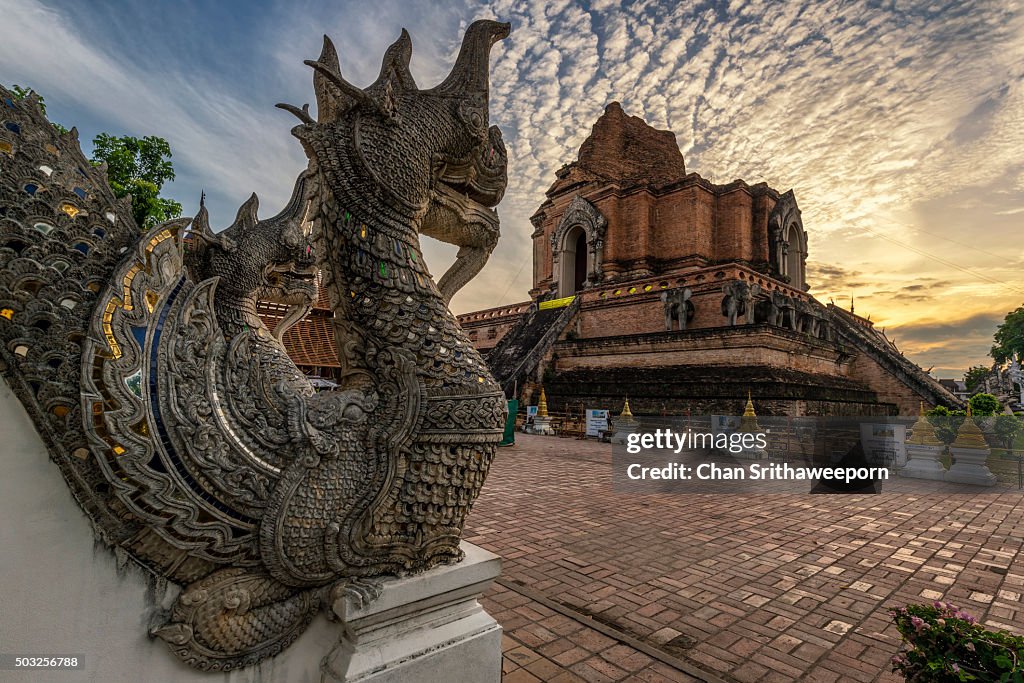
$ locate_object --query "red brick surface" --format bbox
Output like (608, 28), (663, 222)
(470, 434), (1024, 682)
(531, 103), (782, 298)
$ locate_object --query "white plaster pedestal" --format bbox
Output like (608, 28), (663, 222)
(733, 447), (766, 460)
(899, 443), (947, 480)
(321, 542), (502, 683)
(526, 416), (554, 435)
(946, 446), (998, 487)
(610, 418), (639, 445)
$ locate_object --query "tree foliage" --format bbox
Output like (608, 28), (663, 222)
(11, 84), (43, 113)
(994, 415), (1023, 451)
(969, 393), (1002, 417)
(9, 84), (69, 134)
(11, 84), (183, 229)
(90, 134), (183, 228)
(992, 306), (1024, 365)
(964, 366), (990, 393)
(926, 405), (965, 445)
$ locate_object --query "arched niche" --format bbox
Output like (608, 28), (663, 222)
(550, 195), (607, 298)
(767, 190), (807, 290)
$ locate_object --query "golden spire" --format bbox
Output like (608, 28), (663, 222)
(621, 398), (633, 418)
(951, 404), (988, 450)
(537, 387), (549, 418)
(743, 390), (756, 418)
(740, 390), (760, 432)
(907, 401), (942, 446)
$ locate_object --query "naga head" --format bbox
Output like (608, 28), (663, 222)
(185, 172), (318, 329)
(279, 20), (510, 232)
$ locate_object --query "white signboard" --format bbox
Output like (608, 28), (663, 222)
(860, 423), (907, 468)
(526, 405), (538, 419)
(586, 409), (609, 437)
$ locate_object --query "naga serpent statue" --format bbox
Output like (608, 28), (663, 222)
(0, 19), (510, 671)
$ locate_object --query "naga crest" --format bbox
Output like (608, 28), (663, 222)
(280, 19), (511, 303)
(0, 19), (509, 672)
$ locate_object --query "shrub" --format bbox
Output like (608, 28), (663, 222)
(969, 393), (1002, 417)
(890, 603), (1024, 681)
(927, 407), (966, 445)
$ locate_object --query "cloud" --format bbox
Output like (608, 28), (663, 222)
(472, 0), (1024, 378)
(887, 312), (1004, 377)
(0, 0), (308, 228)
(4, 0), (1021, 376)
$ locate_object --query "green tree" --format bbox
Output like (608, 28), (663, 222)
(90, 134), (183, 228)
(963, 365), (990, 393)
(11, 85), (42, 112)
(968, 393), (1001, 417)
(10, 84), (68, 133)
(991, 305), (1024, 364)
(926, 405), (964, 445)
(994, 414), (1023, 451)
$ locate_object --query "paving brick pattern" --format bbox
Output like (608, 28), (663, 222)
(486, 582), (702, 682)
(466, 434), (1024, 682)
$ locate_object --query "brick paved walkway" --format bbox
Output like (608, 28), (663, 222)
(466, 434), (1024, 682)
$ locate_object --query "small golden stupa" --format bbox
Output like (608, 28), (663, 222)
(620, 398), (633, 418)
(537, 387), (549, 418)
(951, 404), (988, 450)
(739, 390), (760, 432)
(907, 402), (942, 446)
(616, 397), (637, 425)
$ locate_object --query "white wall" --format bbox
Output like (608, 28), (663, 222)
(0, 381), (339, 683)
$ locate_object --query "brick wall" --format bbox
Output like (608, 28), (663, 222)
(847, 351), (934, 416)
(554, 325), (849, 377)
(528, 103), (784, 298)
(457, 302), (529, 352)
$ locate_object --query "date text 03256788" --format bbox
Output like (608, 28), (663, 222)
(0, 655), (84, 670)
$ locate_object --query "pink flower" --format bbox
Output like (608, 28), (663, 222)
(936, 618), (945, 626)
(965, 642), (975, 652)
(952, 663), (961, 673)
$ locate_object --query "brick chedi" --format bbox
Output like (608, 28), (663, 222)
(532, 101), (806, 299)
(563, 101), (686, 187)
(457, 102), (960, 417)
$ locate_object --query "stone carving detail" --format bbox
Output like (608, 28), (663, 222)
(550, 195), (607, 287)
(767, 190), (806, 290)
(661, 287), (693, 330)
(793, 298), (817, 335)
(1009, 355), (1024, 407)
(0, 19), (510, 672)
(755, 289), (834, 341)
(721, 281), (759, 326)
(758, 290), (785, 327)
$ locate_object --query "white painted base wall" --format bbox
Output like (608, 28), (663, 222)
(0, 381), (334, 682)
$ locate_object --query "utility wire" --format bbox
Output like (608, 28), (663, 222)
(497, 251), (531, 305)
(856, 224), (1024, 297)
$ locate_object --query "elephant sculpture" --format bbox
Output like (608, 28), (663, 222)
(661, 287), (693, 330)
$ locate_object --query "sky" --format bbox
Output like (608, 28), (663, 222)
(1, 0), (1022, 378)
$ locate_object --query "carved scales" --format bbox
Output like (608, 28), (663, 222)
(0, 19), (510, 671)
